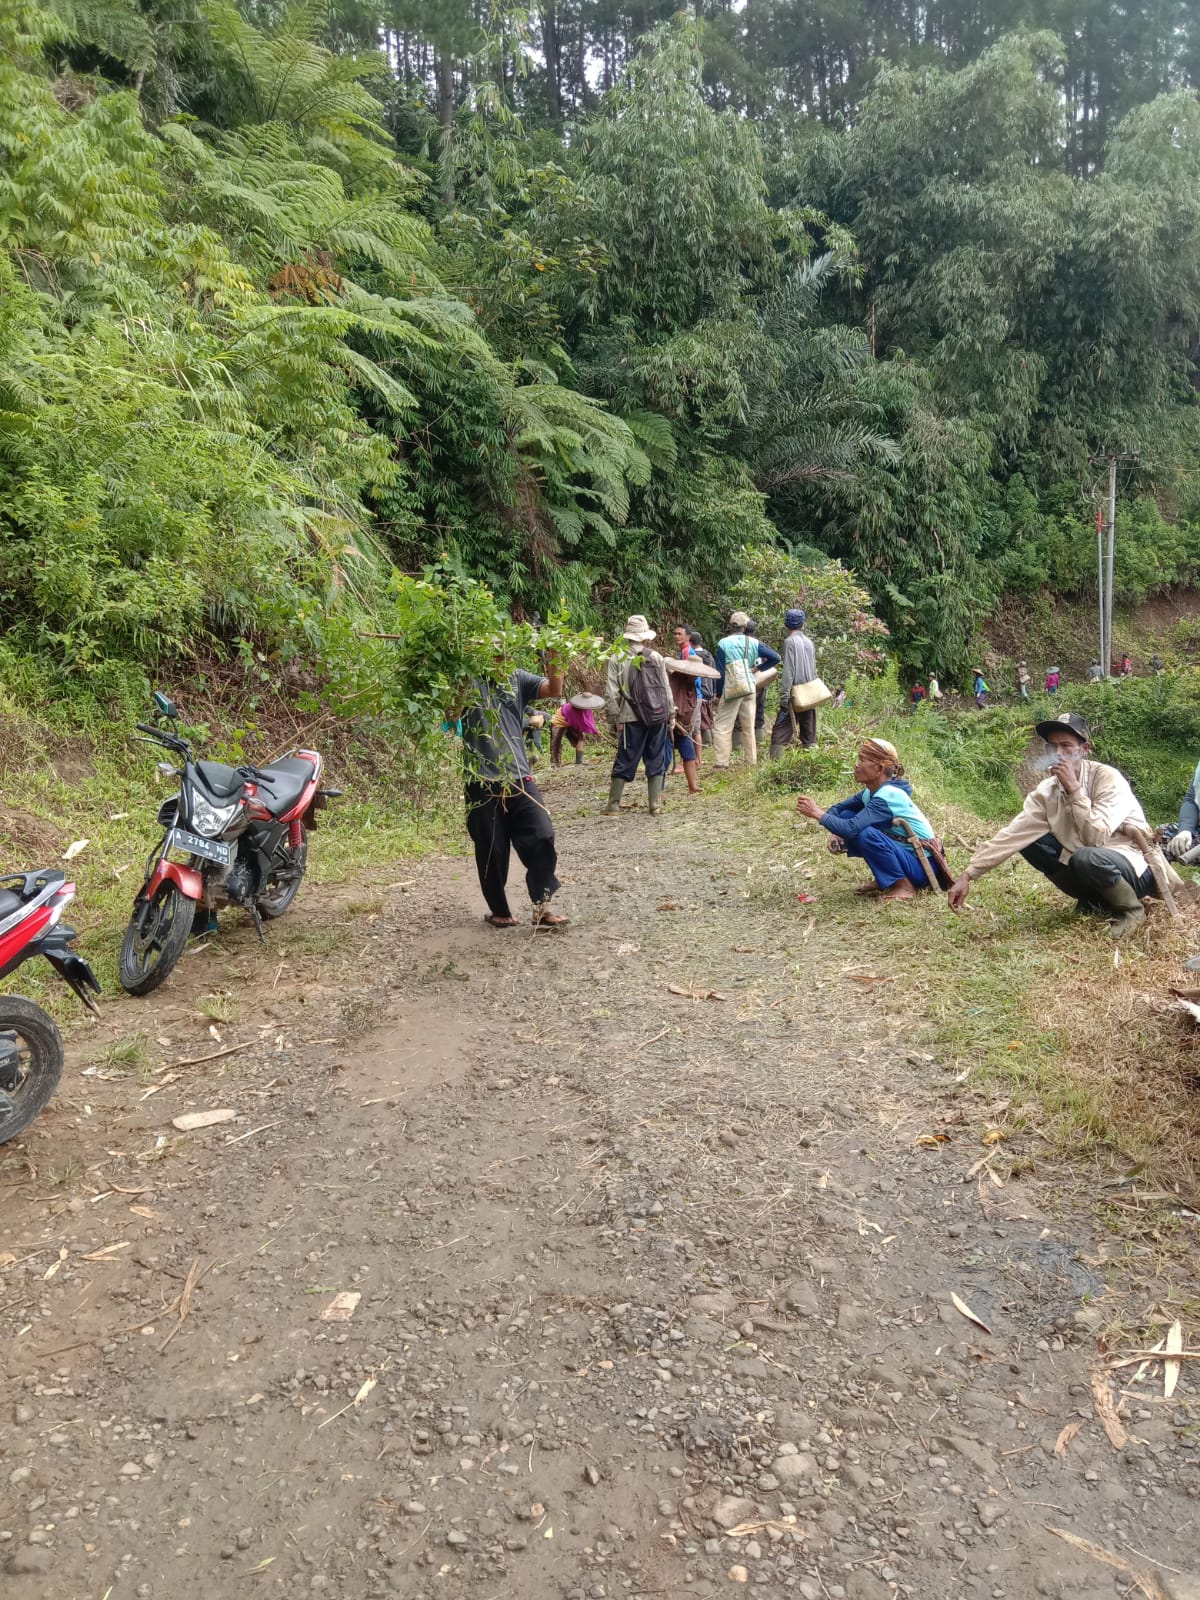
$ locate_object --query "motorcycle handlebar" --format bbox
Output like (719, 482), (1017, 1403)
(238, 766), (277, 788)
(135, 722), (189, 752)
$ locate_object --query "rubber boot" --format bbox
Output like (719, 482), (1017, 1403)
(1099, 876), (1146, 940)
(601, 778), (625, 817)
(574, 749), (584, 766)
(647, 775), (665, 816)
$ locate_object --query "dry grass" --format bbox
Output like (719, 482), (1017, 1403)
(1030, 907), (1200, 1196)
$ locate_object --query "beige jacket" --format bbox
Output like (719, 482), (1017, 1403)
(966, 760), (1150, 881)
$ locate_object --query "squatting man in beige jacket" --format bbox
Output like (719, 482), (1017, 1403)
(947, 711), (1157, 939)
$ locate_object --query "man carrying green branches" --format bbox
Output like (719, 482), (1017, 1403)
(460, 653), (569, 930)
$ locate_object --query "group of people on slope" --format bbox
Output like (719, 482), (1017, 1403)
(453, 607), (823, 929)
(914, 651), (1153, 712)
(599, 608), (821, 815)
(797, 710), (1180, 939)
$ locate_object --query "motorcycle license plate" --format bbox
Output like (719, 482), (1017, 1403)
(170, 829), (232, 865)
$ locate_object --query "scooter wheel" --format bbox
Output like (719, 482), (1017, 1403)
(119, 881), (193, 996)
(0, 996), (64, 1145)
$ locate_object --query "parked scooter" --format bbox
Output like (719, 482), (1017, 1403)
(0, 870), (100, 1144)
(119, 692), (339, 995)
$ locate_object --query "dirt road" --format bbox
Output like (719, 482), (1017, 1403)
(3, 770), (1199, 1600)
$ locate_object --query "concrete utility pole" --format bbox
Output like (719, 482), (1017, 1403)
(1091, 451), (1139, 680)
(1104, 455), (1116, 680)
(1096, 503), (1105, 679)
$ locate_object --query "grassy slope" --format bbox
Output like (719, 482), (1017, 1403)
(981, 584), (1200, 687)
(732, 679), (1200, 1200)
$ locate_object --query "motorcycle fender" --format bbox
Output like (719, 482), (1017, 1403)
(145, 858), (203, 902)
(43, 946), (102, 1014)
(302, 786), (342, 830)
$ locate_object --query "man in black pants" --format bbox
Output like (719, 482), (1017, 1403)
(461, 653), (568, 930)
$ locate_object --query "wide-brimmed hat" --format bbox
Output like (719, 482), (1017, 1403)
(1035, 711), (1091, 744)
(569, 693), (605, 710)
(622, 614), (656, 642)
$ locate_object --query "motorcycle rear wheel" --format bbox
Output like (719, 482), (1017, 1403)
(257, 827), (308, 920)
(119, 880), (193, 995)
(0, 997), (64, 1145)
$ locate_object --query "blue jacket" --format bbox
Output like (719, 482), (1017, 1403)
(820, 780), (935, 844)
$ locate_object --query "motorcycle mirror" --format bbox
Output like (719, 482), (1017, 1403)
(155, 762), (175, 777)
(153, 690), (178, 720)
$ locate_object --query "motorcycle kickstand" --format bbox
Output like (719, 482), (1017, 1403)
(250, 904), (266, 944)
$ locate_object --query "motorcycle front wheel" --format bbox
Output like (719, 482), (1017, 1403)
(0, 997), (64, 1145)
(257, 826), (308, 920)
(119, 880), (193, 995)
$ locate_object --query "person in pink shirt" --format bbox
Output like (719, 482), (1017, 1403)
(551, 697), (600, 767)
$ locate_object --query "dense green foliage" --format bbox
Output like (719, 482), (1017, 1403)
(724, 545), (889, 687)
(5, 0), (1200, 711)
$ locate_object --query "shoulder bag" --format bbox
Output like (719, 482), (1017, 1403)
(723, 638), (757, 700)
(790, 677), (833, 712)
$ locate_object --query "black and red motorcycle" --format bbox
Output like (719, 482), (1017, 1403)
(0, 870), (100, 1144)
(119, 692), (339, 995)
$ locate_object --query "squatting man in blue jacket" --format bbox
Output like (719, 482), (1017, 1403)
(794, 737), (938, 902)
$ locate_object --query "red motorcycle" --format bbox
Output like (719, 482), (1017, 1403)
(0, 870), (100, 1145)
(119, 692), (339, 995)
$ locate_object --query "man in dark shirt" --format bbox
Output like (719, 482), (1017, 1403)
(460, 655), (567, 928)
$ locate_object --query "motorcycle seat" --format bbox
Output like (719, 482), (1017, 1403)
(256, 756), (316, 816)
(195, 760), (246, 799)
(0, 888), (24, 919)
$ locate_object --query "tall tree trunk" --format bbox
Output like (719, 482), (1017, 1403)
(437, 51), (455, 205)
(542, 2), (562, 124)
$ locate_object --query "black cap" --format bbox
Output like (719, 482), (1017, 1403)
(1034, 711), (1091, 743)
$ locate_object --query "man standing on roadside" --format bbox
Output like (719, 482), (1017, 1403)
(602, 615), (673, 816)
(461, 652), (568, 930)
(947, 712), (1164, 939)
(712, 611), (780, 769)
(770, 608), (819, 755)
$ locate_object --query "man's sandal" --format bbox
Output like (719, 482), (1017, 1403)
(484, 914), (517, 928)
(532, 907), (570, 930)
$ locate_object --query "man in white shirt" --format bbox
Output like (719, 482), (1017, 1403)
(947, 712), (1157, 938)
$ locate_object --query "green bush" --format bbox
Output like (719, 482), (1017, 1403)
(723, 544), (889, 684)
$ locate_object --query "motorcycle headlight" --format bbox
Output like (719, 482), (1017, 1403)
(189, 793), (240, 839)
